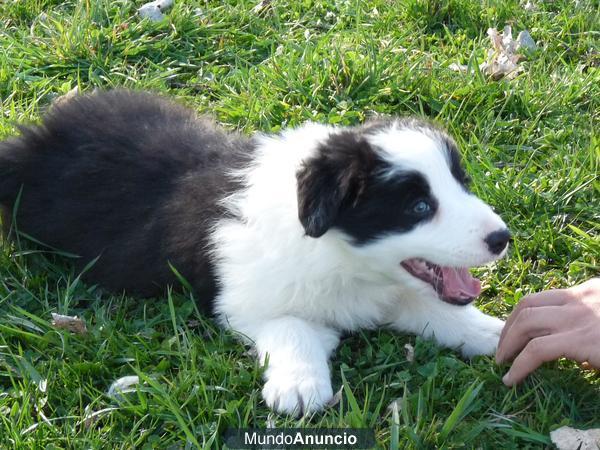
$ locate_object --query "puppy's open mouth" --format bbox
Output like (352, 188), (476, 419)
(400, 258), (481, 305)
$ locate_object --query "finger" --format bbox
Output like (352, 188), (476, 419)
(502, 331), (586, 386)
(500, 290), (572, 344)
(499, 289), (573, 347)
(496, 306), (562, 363)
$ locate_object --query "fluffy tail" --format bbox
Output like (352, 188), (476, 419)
(0, 121), (46, 203)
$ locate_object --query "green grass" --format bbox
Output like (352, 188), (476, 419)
(0, 0), (598, 448)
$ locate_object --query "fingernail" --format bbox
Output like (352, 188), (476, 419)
(502, 372), (512, 386)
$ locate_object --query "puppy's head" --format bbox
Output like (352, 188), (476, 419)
(296, 118), (509, 305)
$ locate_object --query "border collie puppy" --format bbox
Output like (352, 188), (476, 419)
(0, 90), (510, 415)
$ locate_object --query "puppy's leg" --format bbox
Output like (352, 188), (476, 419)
(391, 299), (504, 357)
(252, 316), (339, 415)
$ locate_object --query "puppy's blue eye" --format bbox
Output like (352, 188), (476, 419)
(413, 200), (431, 214)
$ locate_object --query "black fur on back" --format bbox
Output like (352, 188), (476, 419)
(0, 90), (254, 307)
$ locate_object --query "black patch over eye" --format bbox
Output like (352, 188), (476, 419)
(333, 170), (438, 245)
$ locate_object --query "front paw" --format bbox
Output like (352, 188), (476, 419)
(460, 315), (505, 357)
(262, 367), (333, 415)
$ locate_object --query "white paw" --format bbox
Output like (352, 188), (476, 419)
(460, 315), (505, 357)
(262, 367), (333, 416)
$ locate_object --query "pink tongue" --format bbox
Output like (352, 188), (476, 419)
(440, 268), (481, 299)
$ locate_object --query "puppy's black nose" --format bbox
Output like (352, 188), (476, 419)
(485, 229), (511, 255)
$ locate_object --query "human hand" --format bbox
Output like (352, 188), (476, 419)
(496, 278), (600, 386)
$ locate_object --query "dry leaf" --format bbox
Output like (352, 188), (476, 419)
(480, 26), (521, 80)
(481, 26), (537, 79)
(550, 426), (600, 450)
(138, 0), (173, 21)
(51, 312), (87, 334)
(449, 26), (537, 80)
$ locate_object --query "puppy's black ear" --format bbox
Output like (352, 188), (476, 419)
(296, 131), (378, 238)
